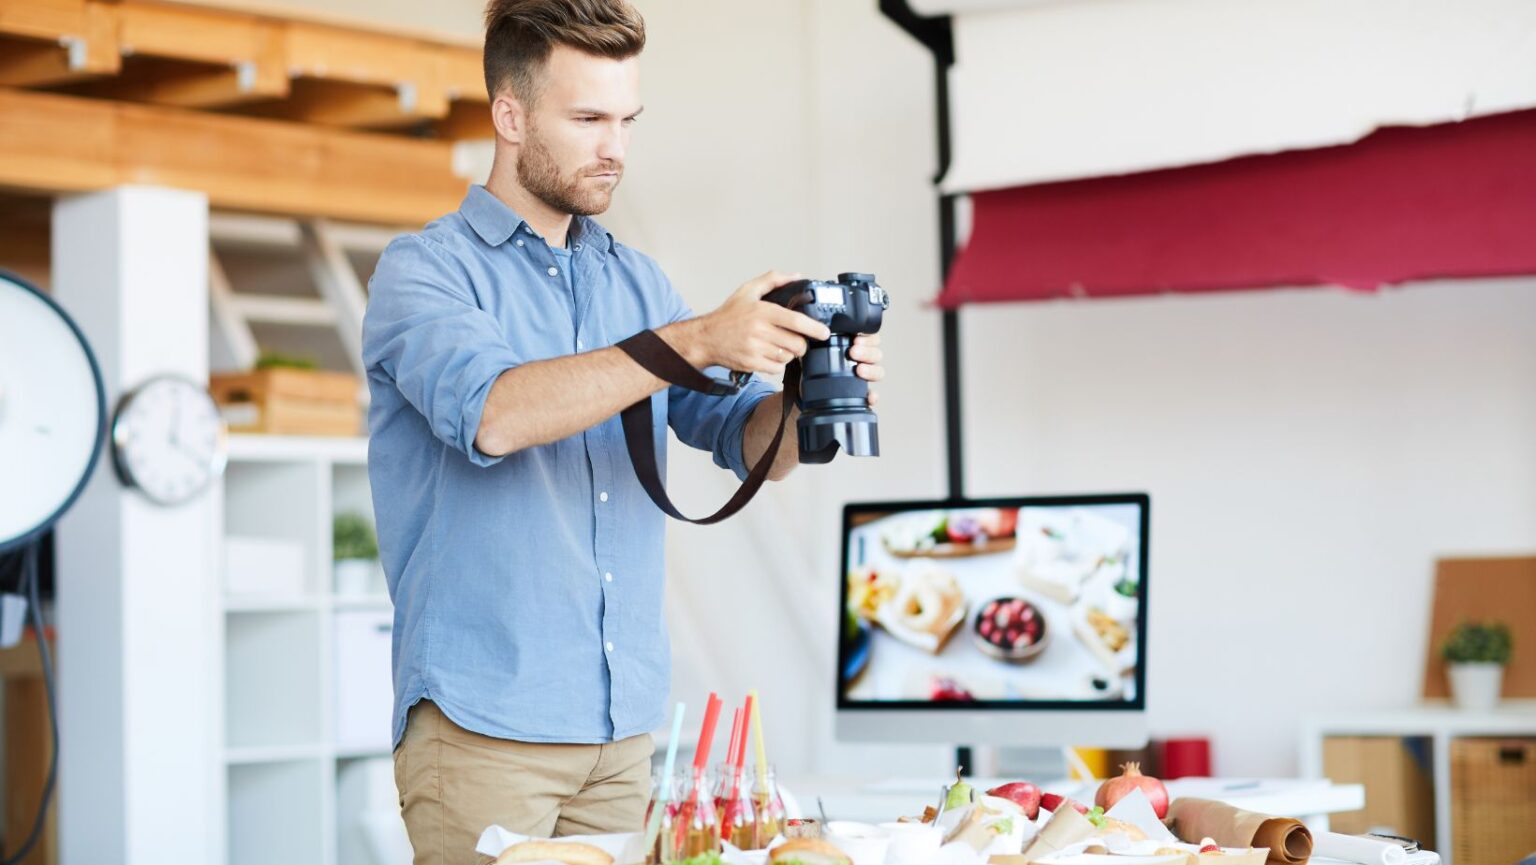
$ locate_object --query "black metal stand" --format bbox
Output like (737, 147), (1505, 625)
(879, 0), (971, 772)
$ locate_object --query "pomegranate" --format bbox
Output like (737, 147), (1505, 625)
(1094, 762), (1169, 819)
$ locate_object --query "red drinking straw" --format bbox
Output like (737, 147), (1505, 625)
(693, 692), (722, 774)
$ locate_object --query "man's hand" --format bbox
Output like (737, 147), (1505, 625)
(670, 271), (832, 374)
(850, 333), (884, 407)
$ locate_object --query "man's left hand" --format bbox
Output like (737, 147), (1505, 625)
(850, 333), (884, 407)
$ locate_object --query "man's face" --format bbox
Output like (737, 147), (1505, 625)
(515, 45), (641, 217)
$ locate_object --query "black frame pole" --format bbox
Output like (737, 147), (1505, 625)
(878, 0), (964, 504)
(879, 0), (973, 776)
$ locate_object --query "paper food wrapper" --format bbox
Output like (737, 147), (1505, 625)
(475, 827), (647, 864)
(1165, 799), (1312, 865)
(1314, 833), (1407, 865)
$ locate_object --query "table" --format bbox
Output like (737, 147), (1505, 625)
(788, 775), (1366, 830)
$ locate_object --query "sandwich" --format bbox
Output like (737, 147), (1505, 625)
(769, 838), (853, 865)
(495, 840), (614, 865)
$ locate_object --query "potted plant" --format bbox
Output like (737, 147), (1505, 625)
(333, 512), (381, 596)
(1105, 571), (1139, 623)
(1441, 620), (1513, 711)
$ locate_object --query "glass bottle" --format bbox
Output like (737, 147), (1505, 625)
(712, 762), (759, 850)
(667, 766), (720, 862)
(749, 763), (787, 845)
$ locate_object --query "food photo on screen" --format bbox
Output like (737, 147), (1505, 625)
(839, 497), (1147, 705)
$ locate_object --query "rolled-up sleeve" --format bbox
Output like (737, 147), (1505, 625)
(362, 235), (522, 467)
(658, 281), (779, 481)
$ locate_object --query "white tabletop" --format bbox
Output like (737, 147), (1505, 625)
(788, 775), (1365, 824)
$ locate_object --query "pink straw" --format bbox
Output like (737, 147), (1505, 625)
(733, 695), (754, 776)
(725, 708), (744, 770)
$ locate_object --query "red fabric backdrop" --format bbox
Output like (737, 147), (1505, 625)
(938, 108), (1536, 307)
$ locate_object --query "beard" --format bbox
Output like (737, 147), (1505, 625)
(516, 126), (623, 217)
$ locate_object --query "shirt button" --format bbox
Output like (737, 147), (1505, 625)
(547, 266), (559, 277)
(605, 642), (615, 653)
(604, 572), (613, 583)
(515, 238), (524, 247)
(574, 243), (583, 251)
(577, 338), (585, 349)
(599, 491), (609, 502)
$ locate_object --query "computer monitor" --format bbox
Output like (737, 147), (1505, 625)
(836, 493), (1150, 747)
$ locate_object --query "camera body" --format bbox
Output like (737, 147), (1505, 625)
(762, 272), (889, 463)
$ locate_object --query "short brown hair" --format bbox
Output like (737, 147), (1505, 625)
(482, 0), (646, 103)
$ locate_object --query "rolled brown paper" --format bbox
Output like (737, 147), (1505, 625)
(1166, 798), (1313, 865)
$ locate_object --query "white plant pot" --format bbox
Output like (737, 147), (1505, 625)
(334, 558), (378, 597)
(1104, 587), (1139, 623)
(1447, 662), (1504, 711)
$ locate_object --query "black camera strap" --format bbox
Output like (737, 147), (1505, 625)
(615, 329), (798, 525)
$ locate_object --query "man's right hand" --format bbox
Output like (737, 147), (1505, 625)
(667, 270), (831, 375)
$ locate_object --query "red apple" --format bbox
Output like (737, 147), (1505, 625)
(985, 781), (1041, 820)
(1039, 793), (1089, 815)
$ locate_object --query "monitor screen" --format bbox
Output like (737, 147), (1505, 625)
(838, 494), (1149, 713)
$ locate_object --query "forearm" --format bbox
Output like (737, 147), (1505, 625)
(743, 393), (801, 481)
(475, 319), (709, 457)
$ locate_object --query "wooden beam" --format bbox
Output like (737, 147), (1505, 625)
(0, 0), (91, 44)
(436, 99), (495, 141)
(108, 1), (288, 105)
(0, 1), (119, 85)
(260, 77), (447, 129)
(76, 56), (287, 108)
(0, 87), (467, 225)
(433, 45), (486, 103)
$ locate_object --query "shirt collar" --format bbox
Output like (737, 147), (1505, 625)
(459, 184), (614, 253)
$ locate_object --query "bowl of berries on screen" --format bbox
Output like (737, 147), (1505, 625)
(970, 595), (1049, 662)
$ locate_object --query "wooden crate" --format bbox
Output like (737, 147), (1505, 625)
(1451, 738), (1536, 865)
(209, 368), (360, 437)
(1323, 736), (1436, 848)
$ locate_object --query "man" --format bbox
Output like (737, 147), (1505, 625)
(361, 0), (885, 861)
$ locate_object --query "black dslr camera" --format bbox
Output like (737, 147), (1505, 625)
(762, 272), (889, 463)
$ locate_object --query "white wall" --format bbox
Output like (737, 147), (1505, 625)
(960, 278), (1536, 776)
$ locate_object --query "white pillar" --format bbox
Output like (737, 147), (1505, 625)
(51, 187), (219, 864)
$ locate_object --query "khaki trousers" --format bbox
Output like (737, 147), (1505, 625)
(394, 700), (655, 865)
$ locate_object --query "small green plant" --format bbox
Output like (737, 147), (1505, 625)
(255, 350), (319, 371)
(333, 513), (379, 561)
(1114, 576), (1139, 598)
(1441, 620), (1513, 665)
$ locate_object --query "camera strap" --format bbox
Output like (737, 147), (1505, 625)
(615, 329), (798, 524)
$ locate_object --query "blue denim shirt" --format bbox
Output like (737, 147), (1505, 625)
(363, 185), (775, 746)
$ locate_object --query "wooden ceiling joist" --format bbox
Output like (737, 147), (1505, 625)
(0, 0), (494, 138)
(0, 87), (468, 225)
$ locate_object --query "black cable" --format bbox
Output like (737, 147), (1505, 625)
(0, 542), (60, 865)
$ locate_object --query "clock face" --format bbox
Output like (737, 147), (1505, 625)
(111, 375), (227, 506)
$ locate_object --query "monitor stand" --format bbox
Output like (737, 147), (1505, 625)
(959, 744), (1073, 783)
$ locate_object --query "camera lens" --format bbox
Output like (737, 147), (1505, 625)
(797, 335), (880, 463)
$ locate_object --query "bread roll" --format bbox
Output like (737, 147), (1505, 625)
(495, 840), (614, 865)
(769, 838), (852, 865)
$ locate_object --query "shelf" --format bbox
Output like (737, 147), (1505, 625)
(1303, 702), (1536, 736)
(228, 759), (327, 865)
(227, 433), (368, 464)
(226, 610), (325, 750)
(335, 744), (393, 761)
(226, 594), (326, 612)
(226, 743), (329, 765)
(333, 595), (392, 611)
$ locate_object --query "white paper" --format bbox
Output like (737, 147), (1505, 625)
(1316, 833), (1408, 865)
(1103, 788), (1178, 843)
(475, 827), (646, 864)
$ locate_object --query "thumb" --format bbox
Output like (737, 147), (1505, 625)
(744, 270), (803, 299)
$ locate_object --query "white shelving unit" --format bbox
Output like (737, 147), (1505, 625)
(218, 433), (402, 865)
(1299, 702), (1536, 865)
